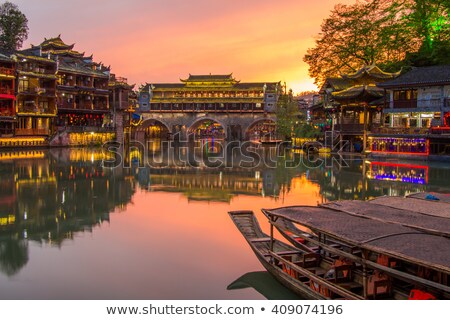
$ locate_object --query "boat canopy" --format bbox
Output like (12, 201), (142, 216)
(407, 192), (450, 204)
(322, 200), (450, 236)
(369, 196), (450, 218)
(263, 206), (450, 274)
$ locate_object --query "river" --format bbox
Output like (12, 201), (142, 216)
(0, 141), (449, 299)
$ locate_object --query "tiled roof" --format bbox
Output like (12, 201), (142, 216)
(378, 65), (450, 88)
(181, 74), (234, 82)
(331, 85), (384, 100)
(0, 52), (13, 62)
(321, 77), (354, 92)
(17, 71), (57, 79)
(58, 60), (109, 78)
(15, 53), (56, 64)
(38, 35), (75, 50)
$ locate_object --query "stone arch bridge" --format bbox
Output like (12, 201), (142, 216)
(134, 112), (276, 140)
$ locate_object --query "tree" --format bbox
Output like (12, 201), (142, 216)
(0, 1), (28, 51)
(276, 90), (299, 140)
(405, 0), (450, 65)
(304, 0), (450, 85)
(304, 0), (414, 86)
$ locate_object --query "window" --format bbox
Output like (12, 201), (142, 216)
(421, 118), (431, 128)
(393, 90), (417, 100)
(19, 79), (30, 92)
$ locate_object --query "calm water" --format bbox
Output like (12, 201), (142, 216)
(0, 144), (449, 299)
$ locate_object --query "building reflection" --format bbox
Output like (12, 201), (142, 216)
(0, 149), (136, 275)
(1, 147), (450, 276)
(312, 157), (450, 202)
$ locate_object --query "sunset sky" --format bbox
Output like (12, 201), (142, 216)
(13, 0), (354, 93)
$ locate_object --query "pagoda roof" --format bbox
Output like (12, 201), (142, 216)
(181, 73), (236, 83)
(17, 70), (58, 80)
(37, 35), (75, 51)
(109, 76), (135, 90)
(320, 77), (354, 93)
(378, 65), (450, 88)
(49, 49), (85, 58)
(342, 65), (400, 80)
(58, 60), (109, 78)
(0, 52), (13, 63)
(15, 53), (56, 64)
(331, 85), (384, 101)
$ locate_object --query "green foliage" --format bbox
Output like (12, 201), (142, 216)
(0, 1), (28, 51)
(276, 93), (321, 140)
(304, 0), (450, 86)
(293, 123), (321, 139)
(276, 93), (298, 139)
(304, 0), (414, 86)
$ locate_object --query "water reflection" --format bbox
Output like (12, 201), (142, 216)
(0, 147), (449, 298)
(0, 149), (136, 278)
(227, 271), (301, 300)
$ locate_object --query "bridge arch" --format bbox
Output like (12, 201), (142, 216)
(187, 117), (228, 139)
(136, 118), (171, 139)
(245, 117), (277, 140)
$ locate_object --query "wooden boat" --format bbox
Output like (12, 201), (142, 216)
(263, 206), (450, 300)
(229, 211), (364, 300)
(321, 200), (450, 237)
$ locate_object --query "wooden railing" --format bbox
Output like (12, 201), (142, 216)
(15, 128), (49, 136)
(148, 103), (265, 113)
(371, 127), (430, 135)
(17, 106), (56, 114)
(0, 108), (14, 116)
(0, 87), (14, 95)
(60, 126), (115, 133)
(0, 67), (14, 76)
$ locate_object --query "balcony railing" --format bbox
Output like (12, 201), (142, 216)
(58, 102), (75, 110)
(18, 106), (56, 114)
(0, 87), (14, 95)
(20, 66), (54, 75)
(0, 67), (14, 76)
(15, 128), (50, 136)
(35, 87), (56, 95)
(0, 108), (14, 116)
(148, 103), (265, 113)
(371, 127), (430, 135)
(75, 103), (94, 110)
(60, 126), (115, 133)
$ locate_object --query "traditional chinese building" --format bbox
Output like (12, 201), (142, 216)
(138, 74), (280, 140)
(109, 74), (135, 142)
(371, 65), (450, 157)
(22, 36), (113, 145)
(141, 74), (279, 113)
(319, 65), (400, 152)
(14, 51), (58, 140)
(0, 53), (16, 137)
